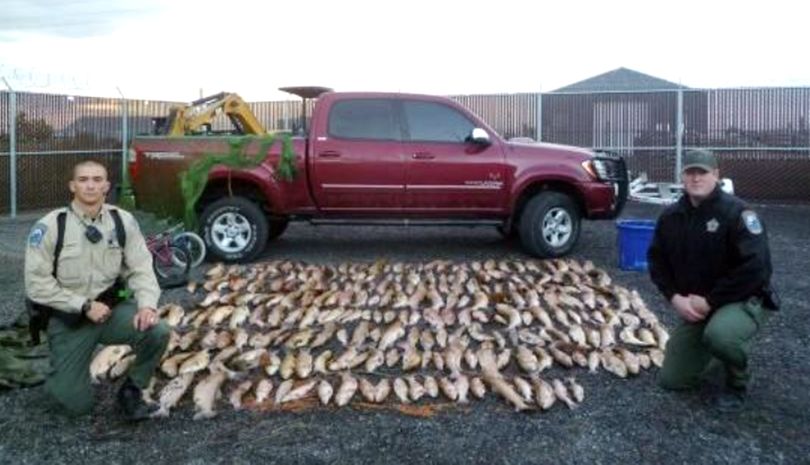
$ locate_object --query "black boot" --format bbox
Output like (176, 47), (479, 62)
(117, 378), (158, 421)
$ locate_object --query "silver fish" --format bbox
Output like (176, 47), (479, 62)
(193, 370), (228, 420)
(152, 372), (195, 418)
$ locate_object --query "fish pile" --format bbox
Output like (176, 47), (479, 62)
(90, 258), (669, 419)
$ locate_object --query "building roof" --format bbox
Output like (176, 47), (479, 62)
(552, 67), (688, 93)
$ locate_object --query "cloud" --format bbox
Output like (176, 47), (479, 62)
(0, 0), (162, 40)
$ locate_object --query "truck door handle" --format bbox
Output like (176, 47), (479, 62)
(318, 150), (342, 158)
(412, 152), (435, 160)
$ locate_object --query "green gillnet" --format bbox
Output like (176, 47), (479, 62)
(179, 134), (296, 229)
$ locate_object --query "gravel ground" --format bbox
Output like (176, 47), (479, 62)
(0, 202), (808, 465)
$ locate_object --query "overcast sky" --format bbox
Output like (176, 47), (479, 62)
(0, 0), (807, 101)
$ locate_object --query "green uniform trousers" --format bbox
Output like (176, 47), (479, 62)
(45, 301), (170, 416)
(658, 298), (769, 391)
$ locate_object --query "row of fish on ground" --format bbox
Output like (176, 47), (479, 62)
(89, 258), (670, 419)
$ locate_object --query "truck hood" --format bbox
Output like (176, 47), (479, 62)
(504, 139), (595, 168)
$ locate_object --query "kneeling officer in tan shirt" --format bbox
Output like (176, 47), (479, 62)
(25, 160), (169, 420)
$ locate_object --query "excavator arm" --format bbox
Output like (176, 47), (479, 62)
(159, 92), (266, 136)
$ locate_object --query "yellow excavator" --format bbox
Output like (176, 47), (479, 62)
(153, 91), (266, 136)
(151, 87), (332, 136)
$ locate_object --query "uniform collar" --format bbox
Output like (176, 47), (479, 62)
(70, 201), (108, 222)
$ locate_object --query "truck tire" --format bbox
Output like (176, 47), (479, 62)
(200, 196), (268, 263)
(518, 191), (580, 258)
(268, 218), (289, 241)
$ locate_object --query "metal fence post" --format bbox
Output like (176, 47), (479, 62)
(2, 78), (16, 218)
(535, 92), (543, 142)
(675, 88), (684, 182)
(116, 87), (128, 184)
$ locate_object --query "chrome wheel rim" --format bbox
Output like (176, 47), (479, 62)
(541, 207), (573, 248)
(210, 212), (252, 253)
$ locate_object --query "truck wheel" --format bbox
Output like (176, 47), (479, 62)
(268, 218), (289, 241)
(518, 192), (580, 258)
(200, 196), (268, 263)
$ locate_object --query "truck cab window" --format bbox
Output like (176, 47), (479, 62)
(403, 101), (475, 143)
(328, 99), (399, 140)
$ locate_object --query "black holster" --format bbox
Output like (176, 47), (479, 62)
(25, 280), (127, 345)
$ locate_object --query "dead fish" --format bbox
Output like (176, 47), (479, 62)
(464, 348), (479, 370)
(454, 374), (470, 403)
(379, 321), (405, 351)
(516, 345), (539, 373)
(231, 348), (267, 372)
(600, 350), (628, 378)
(385, 348), (401, 368)
(600, 325), (616, 348)
(311, 323), (337, 349)
(228, 306), (250, 330)
(274, 379), (294, 404)
(566, 377), (585, 403)
(535, 348), (554, 372)
(637, 327), (657, 346)
(335, 373), (358, 407)
(358, 377), (377, 403)
(314, 350), (333, 374)
(108, 353), (136, 380)
(548, 345), (573, 368)
(207, 305), (234, 326)
(281, 380), (317, 403)
(152, 372), (195, 418)
(90, 345), (131, 383)
(513, 376), (533, 403)
(393, 377), (410, 403)
(438, 377), (458, 401)
(617, 348), (641, 375)
(406, 376), (426, 402)
(484, 374), (529, 411)
(229, 380), (253, 410)
(495, 304), (522, 330)
(496, 348), (512, 370)
(233, 328), (249, 350)
(179, 350), (210, 375)
(374, 378), (392, 403)
(215, 330), (233, 349)
(568, 325), (588, 348)
(162, 304), (185, 328)
(423, 375), (440, 398)
(552, 378), (577, 409)
(317, 379), (334, 405)
(193, 370), (228, 420)
(296, 349), (313, 379)
(336, 328), (349, 346)
(280, 351), (297, 379)
(648, 348), (665, 368)
(532, 377), (556, 410)
(470, 377), (487, 399)
(351, 321), (370, 347)
(364, 349), (385, 373)
(254, 378), (274, 404)
(285, 328), (313, 349)
(199, 291), (222, 308)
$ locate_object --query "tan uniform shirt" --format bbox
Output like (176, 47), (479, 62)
(24, 201), (160, 313)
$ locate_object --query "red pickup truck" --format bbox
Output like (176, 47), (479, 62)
(129, 89), (627, 262)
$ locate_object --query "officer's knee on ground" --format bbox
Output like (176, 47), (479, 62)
(46, 382), (94, 417)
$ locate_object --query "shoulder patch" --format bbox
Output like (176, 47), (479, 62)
(28, 223), (47, 247)
(741, 210), (763, 235)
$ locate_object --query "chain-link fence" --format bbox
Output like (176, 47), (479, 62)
(1, 86), (808, 215)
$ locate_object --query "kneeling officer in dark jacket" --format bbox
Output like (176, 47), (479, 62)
(24, 160), (169, 420)
(648, 150), (779, 412)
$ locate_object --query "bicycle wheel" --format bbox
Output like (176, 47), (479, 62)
(153, 245), (190, 288)
(172, 231), (207, 268)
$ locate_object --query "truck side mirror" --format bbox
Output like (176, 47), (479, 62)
(468, 128), (491, 146)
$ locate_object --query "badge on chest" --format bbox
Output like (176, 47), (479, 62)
(706, 218), (719, 233)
